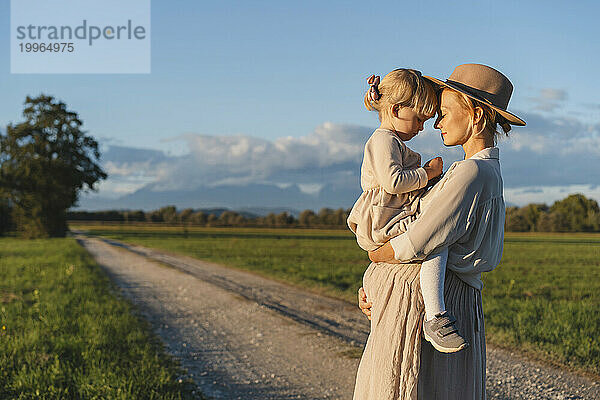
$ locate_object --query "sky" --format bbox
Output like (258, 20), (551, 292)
(1, 0), (599, 209)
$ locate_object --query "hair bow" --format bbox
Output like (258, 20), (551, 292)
(367, 74), (381, 101)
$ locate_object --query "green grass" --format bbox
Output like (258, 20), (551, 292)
(72, 224), (600, 376)
(0, 237), (199, 399)
(482, 233), (600, 375)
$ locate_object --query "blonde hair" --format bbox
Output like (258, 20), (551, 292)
(364, 69), (437, 121)
(444, 88), (511, 144)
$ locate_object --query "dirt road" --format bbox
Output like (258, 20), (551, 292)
(76, 234), (599, 400)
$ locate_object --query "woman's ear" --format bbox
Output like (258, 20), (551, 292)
(473, 106), (484, 126)
(391, 104), (399, 118)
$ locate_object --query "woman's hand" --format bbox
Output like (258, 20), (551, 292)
(358, 287), (372, 320)
(368, 242), (396, 262)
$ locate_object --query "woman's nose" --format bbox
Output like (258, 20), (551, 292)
(434, 114), (442, 129)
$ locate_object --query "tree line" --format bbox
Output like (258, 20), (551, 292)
(63, 193), (600, 232)
(66, 206), (351, 228)
(505, 194), (600, 232)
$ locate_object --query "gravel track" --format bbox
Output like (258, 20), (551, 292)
(76, 234), (600, 400)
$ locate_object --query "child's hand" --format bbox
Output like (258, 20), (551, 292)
(424, 157), (443, 180)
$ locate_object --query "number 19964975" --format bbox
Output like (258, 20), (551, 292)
(19, 43), (74, 52)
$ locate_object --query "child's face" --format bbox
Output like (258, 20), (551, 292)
(393, 107), (431, 141)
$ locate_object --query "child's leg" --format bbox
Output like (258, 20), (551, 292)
(420, 247), (448, 321)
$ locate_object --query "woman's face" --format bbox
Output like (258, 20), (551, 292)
(435, 89), (472, 146)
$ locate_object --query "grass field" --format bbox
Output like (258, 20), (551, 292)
(71, 224), (600, 376)
(0, 237), (198, 399)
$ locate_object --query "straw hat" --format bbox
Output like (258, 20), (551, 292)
(424, 64), (526, 126)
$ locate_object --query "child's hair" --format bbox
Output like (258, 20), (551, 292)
(364, 69), (438, 121)
(443, 88), (511, 145)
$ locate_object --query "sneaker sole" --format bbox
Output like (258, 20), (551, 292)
(423, 331), (469, 353)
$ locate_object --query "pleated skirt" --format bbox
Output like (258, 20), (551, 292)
(352, 261), (486, 400)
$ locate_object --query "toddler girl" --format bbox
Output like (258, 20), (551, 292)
(347, 69), (468, 353)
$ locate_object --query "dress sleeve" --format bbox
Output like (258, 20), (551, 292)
(365, 132), (428, 194)
(390, 160), (484, 262)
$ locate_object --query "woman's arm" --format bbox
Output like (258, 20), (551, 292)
(391, 161), (484, 262)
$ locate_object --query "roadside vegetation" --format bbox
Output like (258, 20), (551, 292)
(0, 237), (199, 399)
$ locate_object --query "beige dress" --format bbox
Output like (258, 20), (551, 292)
(347, 128), (429, 251)
(353, 147), (505, 400)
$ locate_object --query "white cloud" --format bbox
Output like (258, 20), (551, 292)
(146, 122), (370, 191)
(529, 88), (569, 112)
(540, 88), (567, 101)
(505, 184), (600, 207)
(528, 88), (568, 112)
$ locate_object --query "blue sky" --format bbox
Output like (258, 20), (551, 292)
(1, 0), (599, 208)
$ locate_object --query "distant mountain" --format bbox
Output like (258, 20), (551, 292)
(73, 183), (361, 214)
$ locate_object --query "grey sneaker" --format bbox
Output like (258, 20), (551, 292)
(423, 311), (469, 353)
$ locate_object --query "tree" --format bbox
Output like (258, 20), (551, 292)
(179, 208), (194, 223)
(158, 206), (178, 224)
(0, 195), (13, 235)
(219, 211), (242, 226)
(318, 208), (334, 225)
(206, 213), (218, 226)
(124, 210), (146, 222)
(519, 203), (548, 232)
(536, 211), (564, 232)
(550, 194), (600, 232)
(505, 206), (528, 232)
(0, 95), (106, 238)
(298, 209), (317, 226)
(275, 212), (294, 227)
(190, 211), (207, 226)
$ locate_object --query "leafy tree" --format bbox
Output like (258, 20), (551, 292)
(190, 211), (207, 225)
(332, 208), (349, 226)
(0, 196), (13, 234)
(505, 206), (528, 232)
(519, 203), (549, 232)
(158, 206), (178, 224)
(145, 210), (163, 223)
(0, 95), (106, 238)
(274, 212), (294, 226)
(550, 194), (600, 232)
(124, 210), (146, 222)
(536, 211), (565, 232)
(298, 209), (317, 226)
(206, 213), (218, 226)
(219, 210), (242, 226)
(179, 208), (194, 223)
(318, 208), (334, 225)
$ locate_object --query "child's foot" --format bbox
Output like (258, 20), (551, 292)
(423, 311), (469, 353)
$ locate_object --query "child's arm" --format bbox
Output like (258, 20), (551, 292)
(366, 133), (437, 194)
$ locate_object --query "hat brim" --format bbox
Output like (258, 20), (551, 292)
(424, 75), (526, 126)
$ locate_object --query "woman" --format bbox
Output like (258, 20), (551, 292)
(353, 64), (526, 400)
